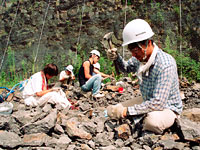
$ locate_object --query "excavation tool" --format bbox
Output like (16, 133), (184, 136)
(102, 32), (120, 75)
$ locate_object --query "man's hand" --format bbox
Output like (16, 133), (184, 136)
(106, 48), (118, 61)
(107, 103), (127, 120)
(51, 87), (61, 92)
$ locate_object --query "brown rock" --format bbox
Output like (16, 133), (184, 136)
(115, 124), (131, 140)
(106, 85), (120, 92)
(160, 133), (180, 141)
(182, 108), (200, 122)
(23, 133), (50, 146)
(65, 118), (92, 140)
(81, 144), (93, 150)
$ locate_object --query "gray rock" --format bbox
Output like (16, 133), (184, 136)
(0, 115), (21, 135)
(182, 108), (200, 122)
(18, 147), (54, 150)
(81, 144), (93, 150)
(159, 139), (184, 150)
(124, 136), (134, 146)
(99, 145), (116, 150)
(96, 118), (105, 133)
(121, 147), (132, 150)
(94, 132), (112, 146)
(88, 140), (95, 149)
(0, 131), (22, 148)
(54, 124), (64, 134)
(65, 117), (92, 140)
(67, 144), (76, 150)
(105, 120), (118, 132)
(82, 120), (97, 134)
(42, 103), (53, 113)
(46, 134), (71, 149)
(12, 110), (34, 125)
(179, 118), (200, 140)
(143, 145), (151, 150)
(115, 139), (124, 147)
(106, 94), (112, 100)
(79, 102), (91, 111)
(21, 109), (57, 134)
(130, 143), (142, 150)
(192, 146), (200, 150)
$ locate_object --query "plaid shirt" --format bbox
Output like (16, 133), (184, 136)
(116, 49), (183, 115)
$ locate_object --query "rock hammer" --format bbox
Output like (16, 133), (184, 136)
(103, 32), (120, 75)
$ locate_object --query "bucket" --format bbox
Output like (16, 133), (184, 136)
(0, 102), (13, 115)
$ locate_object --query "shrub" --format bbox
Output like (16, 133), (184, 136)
(164, 48), (200, 82)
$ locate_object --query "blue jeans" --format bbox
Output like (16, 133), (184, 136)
(81, 74), (102, 96)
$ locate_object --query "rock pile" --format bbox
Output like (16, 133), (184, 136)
(0, 77), (200, 150)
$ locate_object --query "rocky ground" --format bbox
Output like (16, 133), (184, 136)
(0, 77), (200, 150)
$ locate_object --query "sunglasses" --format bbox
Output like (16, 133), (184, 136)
(128, 40), (148, 52)
(128, 43), (141, 53)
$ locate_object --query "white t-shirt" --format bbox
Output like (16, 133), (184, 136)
(22, 72), (47, 98)
(59, 71), (74, 80)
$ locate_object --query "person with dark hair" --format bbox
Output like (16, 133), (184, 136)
(22, 63), (71, 108)
(106, 19), (182, 134)
(59, 65), (75, 85)
(78, 50), (107, 98)
(43, 63), (59, 77)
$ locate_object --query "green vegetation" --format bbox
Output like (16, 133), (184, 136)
(122, 0), (132, 5)
(7, 46), (15, 80)
(164, 48), (200, 82)
(164, 35), (200, 82)
(1, 43), (199, 88)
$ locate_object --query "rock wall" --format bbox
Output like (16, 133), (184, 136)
(0, 0), (199, 73)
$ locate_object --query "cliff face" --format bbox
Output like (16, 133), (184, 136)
(0, 0), (199, 72)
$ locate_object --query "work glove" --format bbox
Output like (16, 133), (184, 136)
(106, 48), (118, 61)
(107, 103), (127, 120)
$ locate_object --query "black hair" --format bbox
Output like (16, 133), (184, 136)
(43, 63), (58, 76)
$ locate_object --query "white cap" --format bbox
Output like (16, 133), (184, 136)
(93, 63), (100, 70)
(90, 50), (100, 57)
(122, 19), (154, 46)
(65, 65), (73, 73)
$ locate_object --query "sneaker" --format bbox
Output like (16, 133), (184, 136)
(93, 93), (105, 98)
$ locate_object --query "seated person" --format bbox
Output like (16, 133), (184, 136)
(22, 63), (71, 109)
(92, 62), (100, 76)
(78, 50), (107, 98)
(93, 62), (110, 80)
(59, 65), (75, 86)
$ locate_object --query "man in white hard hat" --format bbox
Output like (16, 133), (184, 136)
(106, 19), (182, 134)
(78, 50), (105, 98)
(59, 65), (75, 85)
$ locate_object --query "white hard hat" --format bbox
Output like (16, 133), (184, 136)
(93, 63), (100, 70)
(122, 19), (154, 46)
(90, 50), (100, 57)
(65, 65), (73, 73)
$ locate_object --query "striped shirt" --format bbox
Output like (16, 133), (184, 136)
(116, 48), (183, 115)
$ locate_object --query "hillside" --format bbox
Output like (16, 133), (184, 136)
(0, 0), (199, 76)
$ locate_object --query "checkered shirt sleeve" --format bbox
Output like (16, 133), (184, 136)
(116, 55), (140, 73)
(128, 65), (177, 115)
(116, 50), (182, 116)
